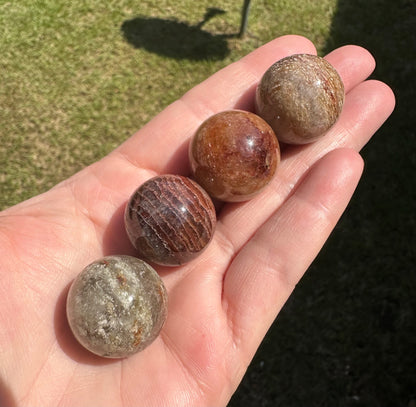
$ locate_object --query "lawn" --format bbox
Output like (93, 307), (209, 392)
(0, 0), (336, 209)
(1, 0), (415, 406)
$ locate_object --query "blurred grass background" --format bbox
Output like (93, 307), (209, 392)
(0, 0), (414, 405)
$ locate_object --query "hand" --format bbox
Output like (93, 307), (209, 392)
(0, 35), (394, 407)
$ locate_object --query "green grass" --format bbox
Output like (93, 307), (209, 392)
(0, 0), (337, 209)
(1, 0), (415, 406)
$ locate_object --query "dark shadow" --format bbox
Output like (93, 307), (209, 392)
(121, 8), (235, 61)
(54, 283), (119, 366)
(102, 200), (138, 258)
(0, 378), (17, 407)
(230, 1), (416, 406)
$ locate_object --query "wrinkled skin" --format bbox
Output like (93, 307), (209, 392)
(0, 35), (394, 407)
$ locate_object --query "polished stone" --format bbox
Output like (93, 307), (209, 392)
(66, 255), (167, 358)
(189, 110), (280, 202)
(125, 175), (216, 266)
(255, 54), (344, 144)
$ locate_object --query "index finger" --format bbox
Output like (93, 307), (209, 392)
(113, 35), (317, 175)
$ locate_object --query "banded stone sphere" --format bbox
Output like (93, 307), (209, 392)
(255, 54), (344, 144)
(189, 110), (280, 202)
(66, 255), (167, 358)
(124, 174), (216, 266)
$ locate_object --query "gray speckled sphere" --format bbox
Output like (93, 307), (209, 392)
(66, 255), (168, 358)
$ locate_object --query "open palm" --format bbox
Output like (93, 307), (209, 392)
(0, 36), (394, 407)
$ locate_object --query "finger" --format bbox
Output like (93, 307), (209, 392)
(222, 148), (364, 359)
(64, 40), (382, 238)
(54, 36), (317, 246)
(324, 45), (375, 92)
(216, 76), (395, 256)
(112, 35), (317, 175)
(54, 36), (317, 235)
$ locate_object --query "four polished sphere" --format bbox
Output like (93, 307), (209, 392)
(67, 53), (344, 358)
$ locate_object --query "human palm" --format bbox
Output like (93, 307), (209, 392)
(0, 36), (394, 407)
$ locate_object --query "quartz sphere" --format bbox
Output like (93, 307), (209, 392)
(124, 174), (216, 266)
(66, 255), (167, 358)
(255, 54), (344, 144)
(189, 110), (280, 202)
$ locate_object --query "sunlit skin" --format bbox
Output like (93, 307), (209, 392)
(0, 36), (394, 407)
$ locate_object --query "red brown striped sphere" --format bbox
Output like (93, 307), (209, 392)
(124, 175), (216, 266)
(255, 54), (344, 144)
(189, 110), (280, 202)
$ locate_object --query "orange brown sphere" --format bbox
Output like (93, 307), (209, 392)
(189, 110), (280, 202)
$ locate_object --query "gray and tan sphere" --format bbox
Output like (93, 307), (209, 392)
(255, 53), (344, 144)
(66, 255), (167, 358)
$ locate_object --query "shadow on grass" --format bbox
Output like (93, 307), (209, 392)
(229, 1), (416, 406)
(121, 8), (236, 61)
